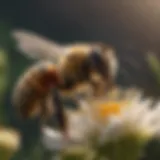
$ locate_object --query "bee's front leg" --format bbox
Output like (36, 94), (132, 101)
(51, 88), (69, 139)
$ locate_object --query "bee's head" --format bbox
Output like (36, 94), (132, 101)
(58, 43), (118, 96)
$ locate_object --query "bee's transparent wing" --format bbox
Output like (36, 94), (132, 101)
(12, 29), (66, 63)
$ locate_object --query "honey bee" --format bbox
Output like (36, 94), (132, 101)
(12, 30), (119, 135)
(12, 29), (119, 97)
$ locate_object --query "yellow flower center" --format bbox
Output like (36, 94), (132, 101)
(95, 101), (127, 121)
(99, 103), (121, 118)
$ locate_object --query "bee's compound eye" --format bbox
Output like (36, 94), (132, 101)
(88, 47), (109, 79)
(89, 48), (103, 67)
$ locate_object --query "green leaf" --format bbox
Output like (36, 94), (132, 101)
(0, 48), (9, 124)
(147, 53), (160, 85)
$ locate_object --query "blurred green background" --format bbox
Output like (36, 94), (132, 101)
(1, 0), (160, 159)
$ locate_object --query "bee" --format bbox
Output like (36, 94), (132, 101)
(12, 29), (119, 97)
(12, 30), (119, 135)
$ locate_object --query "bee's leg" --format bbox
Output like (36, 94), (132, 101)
(51, 88), (68, 138)
(39, 96), (49, 122)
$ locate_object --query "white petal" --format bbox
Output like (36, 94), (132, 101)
(41, 127), (68, 151)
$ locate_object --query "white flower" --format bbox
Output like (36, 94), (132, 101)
(42, 126), (67, 151)
(42, 87), (160, 156)
(84, 88), (160, 144)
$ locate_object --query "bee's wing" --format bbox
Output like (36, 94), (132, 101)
(12, 29), (66, 63)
